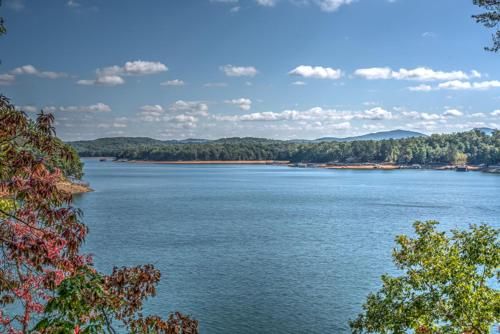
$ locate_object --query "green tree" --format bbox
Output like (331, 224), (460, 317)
(472, 0), (500, 52)
(452, 151), (468, 165)
(350, 221), (499, 334)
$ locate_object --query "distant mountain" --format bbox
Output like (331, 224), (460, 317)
(164, 138), (209, 144)
(474, 127), (496, 136)
(315, 130), (426, 142)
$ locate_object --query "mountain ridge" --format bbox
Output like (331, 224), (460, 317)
(69, 129), (428, 146)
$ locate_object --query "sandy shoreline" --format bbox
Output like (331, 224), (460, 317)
(56, 180), (93, 195)
(116, 160), (495, 172)
(324, 164), (400, 170)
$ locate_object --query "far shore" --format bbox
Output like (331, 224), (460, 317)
(107, 159), (499, 173)
(123, 160), (290, 165)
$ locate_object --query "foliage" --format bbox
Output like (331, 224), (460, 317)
(71, 130), (500, 166)
(0, 95), (90, 333)
(350, 221), (500, 334)
(472, 0), (500, 52)
(0, 96), (198, 333)
(35, 266), (198, 334)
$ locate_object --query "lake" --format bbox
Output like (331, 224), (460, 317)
(75, 159), (499, 334)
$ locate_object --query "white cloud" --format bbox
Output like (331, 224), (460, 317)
(289, 65), (342, 80)
(78, 60), (167, 86)
(220, 65), (258, 77)
(354, 67), (477, 81)
(161, 79), (186, 86)
(122, 61), (168, 75)
(315, 0), (354, 12)
(0, 74), (15, 85)
(437, 80), (500, 90)
(354, 67), (392, 79)
(361, 107), (393, 120)
(139, 105), (165, 122)
(211, 0), (354, 12)
(77, 75), (125, 86)
(216, 106), (391, 122)
(44, 103), (111, 113)
(491, 110), (500, 117)
(291, 81), (307, 86)
(402, 111), (442, 121)
(256, 0), (278, 6)
(170, 100), (209, 115)
(443, 109), (463, 117)
(15, 105), (38, 113)
(12, 65), (67, 79)
(225, 98), (252, 111)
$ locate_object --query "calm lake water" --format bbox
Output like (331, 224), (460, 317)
(76, 159), (499, 334)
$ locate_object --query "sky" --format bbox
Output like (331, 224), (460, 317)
(0, 0), (499, 141)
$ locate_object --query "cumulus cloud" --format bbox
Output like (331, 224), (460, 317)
(225, 98), (252, 111)
(78, 60), (167, 86)
(220, 65), (258, 77)
(408, 84), (432, 92)
(122, 61), (168, 75)
(437, 80), (500, 90)
(43, 103), (112, 113)
(139, 105), (165, 122)
(354, 67), (479, 81)
(491, 110), (500, 117)
(170, 100), (209, 115)
(315, 0), (354, 12)
(256, 0), (278, 6)
(0, 74), (15, 85)
(15, 105), (38, 113)
(139, 101), (209, 122)
(216, 106), (392, 122)
(402, 111), (442, 121)
(289, 65), (342, 80)
(77, 75), (125, 86)
(361, 107), (393, 120)
(253, 0), (353, 12)
(443, 109), (463, 117)
(161, 79), (185, 86)
(12, 65), (67, 79)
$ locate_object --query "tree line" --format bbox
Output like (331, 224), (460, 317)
(71, 130), (500, 165)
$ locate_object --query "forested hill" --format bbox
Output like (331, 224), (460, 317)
(69, 130), (499, 165)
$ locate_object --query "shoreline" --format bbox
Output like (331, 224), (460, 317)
(56, 180), (93, 195)
(107, 159), (499, 173)
(122, 160), (290, 165)
(1, 180), (93, 199)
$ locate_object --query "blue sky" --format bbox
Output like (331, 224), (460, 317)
(0, 0), (499, 140)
